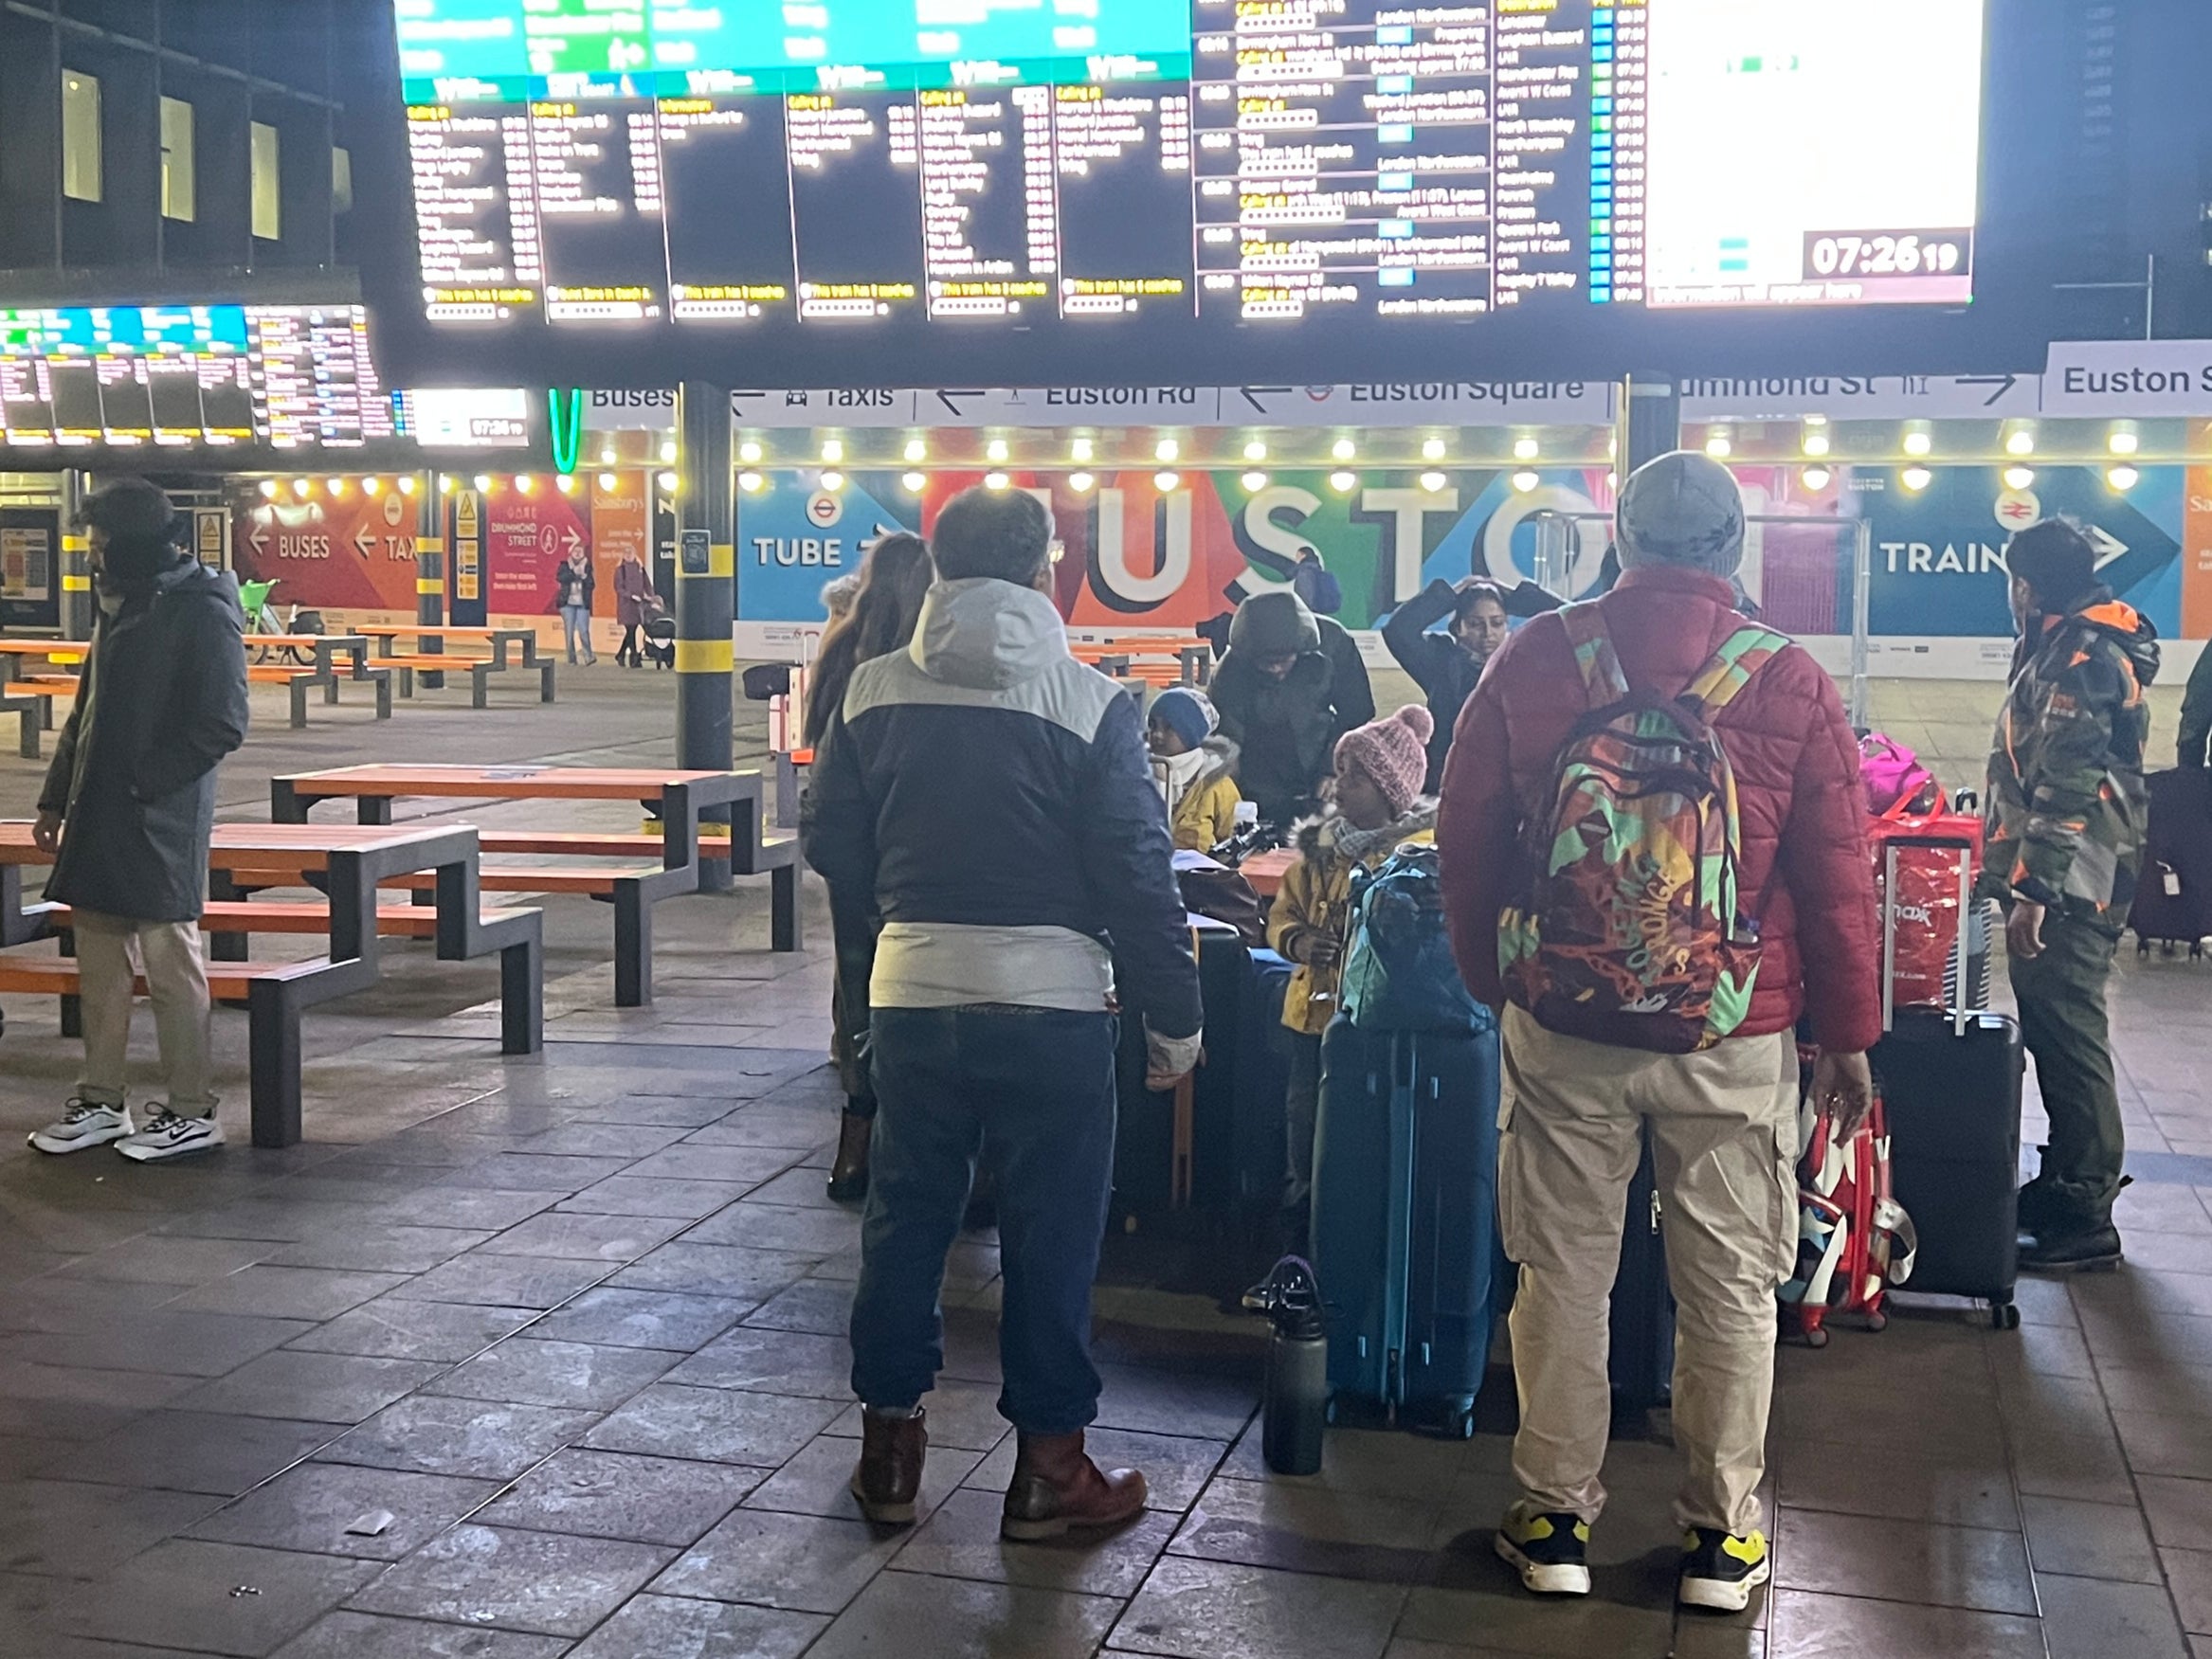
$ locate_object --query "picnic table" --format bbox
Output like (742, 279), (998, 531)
(0, 820), (541, 1146)
(352, 626), (555, 707)
(270, 764), (802, 999)
(1239, 847), (1296, 899)
(1068, 639), (1211, 686)
(241, 632), (392, 725)
(0, 642), (86, 759)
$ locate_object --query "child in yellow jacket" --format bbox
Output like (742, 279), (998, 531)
(1267, 705), (1438, 1246)
(1148, 688), (1243, 853)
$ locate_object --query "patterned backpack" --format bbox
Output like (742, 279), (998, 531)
(1499, 604), (1788, 1055)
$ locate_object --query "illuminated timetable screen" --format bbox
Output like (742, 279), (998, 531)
(393, 0), (1985, 333)
(0, 305), (395, 449)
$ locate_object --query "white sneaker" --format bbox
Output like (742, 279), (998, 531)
(115, 1108), (226, 1163)
(28, 1100), (135, 1155)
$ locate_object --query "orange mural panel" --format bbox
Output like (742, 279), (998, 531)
(2185, 463), (2212, 642)
(232, 488), (419, 615)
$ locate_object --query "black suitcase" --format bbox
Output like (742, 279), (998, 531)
(1111, 919), (1250, 1219)
(1609, 1128), (1676, 1413)
(2130, 766), (2212, 957)
(1874, 1008), (2024, 1329)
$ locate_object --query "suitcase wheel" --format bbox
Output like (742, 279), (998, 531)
(1990, 1302), (2021, 1331)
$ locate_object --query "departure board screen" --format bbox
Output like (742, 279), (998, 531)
(393, 0), (1984, 336)
(0, 305), (397, 450)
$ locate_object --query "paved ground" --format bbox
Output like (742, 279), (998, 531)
(0, 664), (2208, 1658)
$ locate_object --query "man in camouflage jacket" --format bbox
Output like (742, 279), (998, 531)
(1982, 519), (2158, 1271)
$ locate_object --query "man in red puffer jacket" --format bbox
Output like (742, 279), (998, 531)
(1438, 451), (1879, 1615)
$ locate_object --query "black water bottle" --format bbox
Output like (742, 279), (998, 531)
(1244, 1257), (1328, 1476)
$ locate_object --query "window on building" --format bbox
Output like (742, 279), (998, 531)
(61, 71), (102, 203)
(331, 145), (354, 215)
(250, 121), (281, 240)
(160, 97), (197, 222)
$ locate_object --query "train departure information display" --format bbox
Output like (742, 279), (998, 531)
(0, 305), (395, 449)
(394, 0), (1985, 334)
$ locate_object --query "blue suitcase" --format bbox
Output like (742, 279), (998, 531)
(1310, 1013), (1501, 1437)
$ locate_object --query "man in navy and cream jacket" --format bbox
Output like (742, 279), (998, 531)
(802, 484), (1201, 1544)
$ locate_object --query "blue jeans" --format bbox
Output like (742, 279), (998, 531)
(560, 604), (594, 661)
(851, 1005), (1118, 1434)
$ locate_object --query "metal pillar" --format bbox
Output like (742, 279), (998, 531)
(1620, 376), (1680, 476)
(676, 380), (735, 892)
(60, 470), (92, 638)
(415, 474), (444, 626)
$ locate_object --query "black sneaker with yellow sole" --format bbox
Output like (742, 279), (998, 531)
(1679, 1527), (1770, 1613)
(1495, 1504), (1591, 1596)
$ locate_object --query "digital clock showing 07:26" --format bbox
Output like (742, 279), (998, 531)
(1803, 229), (1971, 280)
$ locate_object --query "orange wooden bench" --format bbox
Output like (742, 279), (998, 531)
(2, 682), (70, 758)
(379, 653), (556, 708)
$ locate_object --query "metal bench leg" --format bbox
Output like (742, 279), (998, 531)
(614, 883), (651, 1006)
(500, 936), (543, 1054)
(771, 863), (801, 952)
(539, 662), (557, 702)
(289, 680), (310, 730)
(374, 675), (392, 718)
(247, 980), (303, 1148)
(323, 675), (340, 706)
(15, 710), (38, 761)
(471, 665), (490, 710)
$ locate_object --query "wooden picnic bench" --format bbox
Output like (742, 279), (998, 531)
(356, 626), (555, 707)
(0, 820), (542, 1146)
(270, 766), (801, 1003)
(243, 634), (393, 720)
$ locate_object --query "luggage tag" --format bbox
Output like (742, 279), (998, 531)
(2167, 866), (2183, 897)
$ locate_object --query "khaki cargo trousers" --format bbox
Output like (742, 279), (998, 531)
(1499, 1005), (1798, 1538)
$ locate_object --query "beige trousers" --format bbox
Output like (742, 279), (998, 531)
(1498, 1004), (1797, 1537)
(72, 909), (216, 1116)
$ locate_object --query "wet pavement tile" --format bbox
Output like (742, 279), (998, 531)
(346, 1522), (672, 1638)
(313, 1396), (600, 1481)
(478, 1446), (763, 1546)
(422, 1337), (674, 1412)
(583, 1383), (842, 1468)
(185, 1463), (499, 1560)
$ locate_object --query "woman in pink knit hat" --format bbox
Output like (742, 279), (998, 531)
(1264, 705), (1438, 1249)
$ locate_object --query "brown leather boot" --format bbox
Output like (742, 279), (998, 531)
(826, 1109), (873, 1203)
(1001, 1431), (1148, 1541)
(850, 1406), (927, 1525)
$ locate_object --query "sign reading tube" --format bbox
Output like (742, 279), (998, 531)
(394, 0), (1985, 331)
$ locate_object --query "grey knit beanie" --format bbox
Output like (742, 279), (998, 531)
(1615, 451), (1746, 578)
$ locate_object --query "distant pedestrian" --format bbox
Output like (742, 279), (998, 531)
(553, 549), (596, 664)
(1382, 576), (1513, 790)
(612, 550), (652, 667)
(803, 487), (1200, 1542)
(803, 532), (935, 1203)
(1209, 588), (1375, 827)
(1290, 545), (1343, 616)
(29, 478), (249, 1163)
(1987, 518), (2158, 1271)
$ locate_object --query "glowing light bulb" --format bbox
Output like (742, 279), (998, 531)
(983, 471), (1009, 490)
(1419, 470), (1447, 493)
(1512, 436), (1540, 461)
(473, 474), (492, 493)
(556, 474), (578, 495)
(2004, 427), (2035, 457)
(1067, 472), (1095, 493)
(2108, 424), (2139, 456)
(1070, 437), (1094, 462)
(514, 475), (535, 495)
(598, 472), (618, 492)
(1331, 438), (1356, 461)
(292, 478), (312, 498)
(819, 439), (843, 464)
(1242, 439), (1267, 462)
(1903, 425), (1933, 457)
(986, 438), (1009, 462)
(258, 479), (277, 498)
(1511, 469), (1540, 493)
(2003, 465), (2036, 490)
(818, 470), (844, 491)
(397, 476), (418, 496)
(902, 472), (926, 493)
(1802, 431), (1831, 458)
(1704, 433), (1732, 459)
(738, 440), (763, 463)
(1155, 438), (1179, 462)
(1153, 471), (1180, 492)
(1241, 471), (1268, 491)
(657, 470), (680, 491)
(659, 438), (678, 463)
(1328, 469), (1357, 493)
(1421, 437), (1446, 461)
(2107, 465), (2140, 492)
(903, 438), (927, 462)
(438, 476), (455, 495)
(737, 471), (764, 492)
(1802, 466), (1832, 492)
(1900, 466), (1933, 493)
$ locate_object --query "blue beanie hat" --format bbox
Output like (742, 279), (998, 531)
(1148, 687), (1217, 749)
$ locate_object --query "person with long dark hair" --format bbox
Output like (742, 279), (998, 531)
(806, 533), (935, 1201)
